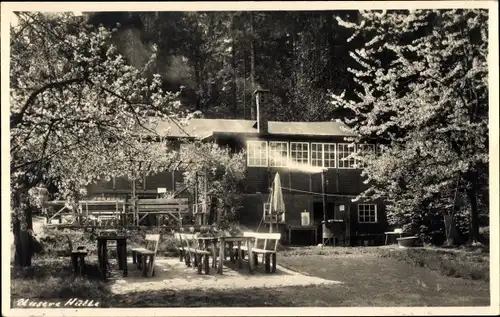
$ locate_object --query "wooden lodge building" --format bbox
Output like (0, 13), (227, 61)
(86, 90), (388, 246)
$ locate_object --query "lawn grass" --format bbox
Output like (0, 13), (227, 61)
(10, 256), (109, 305)
(279, 247), (489, 306)
(280, 245), (489, 282)
(378, 246), (489, 281)
(10, 246), (490, 307)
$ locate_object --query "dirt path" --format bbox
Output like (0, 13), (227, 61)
(110, 257), (342, 294)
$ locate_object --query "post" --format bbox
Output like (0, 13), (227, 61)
(321, 169), (327, 245)
(194, 172), (198, 218)
(85, 202), (89, 224)
(132, 179), (137, 227)
(172, 169), (176, 192)
(115, 200), (118, 228)
(203, 169), (208, 225)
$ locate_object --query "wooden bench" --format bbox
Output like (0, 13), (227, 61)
(136, 198), (190, 226)
(234, 232), (280, 273)
(231, 231), (256, 260)
(71, 246), (87, 277)
(180, 233), (212, 275)
(131, 234), (160, 277)
(80, 200), (126, 226)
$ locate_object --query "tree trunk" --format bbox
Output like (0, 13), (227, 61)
(207, 197), (217, 225)
(216, 199), (222, 227)
(250, 12), (256, 120)
(443, 214), (459, 246)
(466, 174), (481, 244)
(12, 190), (34, 267)
(444, 177), (461, 246)
(467, 189), (479, 244)
(291, 16), (298, 91)
(231, 14), (238, 118)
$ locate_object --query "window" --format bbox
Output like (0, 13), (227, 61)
(269, 141), (288, 167)
(311, 143), (336, 168)
(311, 143), (323, 167)
(338, 143), (356, 168)
(290, 142), (309, 165)
(358, 204), (377, 223)
(247, 141), (268, 167)
(357, 144), (376, 167)
(323, 143), (336, 168)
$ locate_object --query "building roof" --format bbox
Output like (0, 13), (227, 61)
(151, 118), (354, 138)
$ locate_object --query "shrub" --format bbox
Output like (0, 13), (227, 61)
(126, 230), (178, 256)
(378, 248), (489, 281)
(38, 228), (97, 256)
(38, 227), (181, 258)
(11, 259), (109, 302)
(479, 226), (489, 244)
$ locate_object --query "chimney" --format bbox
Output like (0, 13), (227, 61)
(253, 89), (270, 135)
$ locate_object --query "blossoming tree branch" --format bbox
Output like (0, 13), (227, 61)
(330, 9), (488, 244)
(10, 12), (185, 266)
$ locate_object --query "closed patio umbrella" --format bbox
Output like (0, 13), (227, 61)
(269, 172), (285, 233)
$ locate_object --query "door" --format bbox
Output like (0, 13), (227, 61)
(333, 203), (351, 246)
(327, 203), (335, 221)
(314, 201), (337, 244)
(313, 202), (323, 243)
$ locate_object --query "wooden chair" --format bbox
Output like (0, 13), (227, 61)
(384, 228), (403, 245)
(234, 232), (280, 273)
(174, 232), (186, 262)
(131, 234), (160, 277)
(71, 246), (87, 277)
(253, 232), (281, 273)
(181, 233), (212, 275)
(232, 231), (257, 260)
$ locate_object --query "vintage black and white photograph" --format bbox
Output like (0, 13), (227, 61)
(2, 1), (498, 315)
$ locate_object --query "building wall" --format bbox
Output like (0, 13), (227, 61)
(237, 191), (387, 246)
(83, 133), (387, 242)
(86, 170), (186, 199)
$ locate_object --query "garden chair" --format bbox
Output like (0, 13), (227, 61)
(181, 233), (212, 274)
(232, 231), (257, 260)
(131, 234), (161, 277)
(71, 246), (88, 277)
(234, 232), (280, 273)
(174, 232), (186, 262)
(384, 228), (403, 245)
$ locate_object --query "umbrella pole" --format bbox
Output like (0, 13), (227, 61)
(269, 184), (273, 233)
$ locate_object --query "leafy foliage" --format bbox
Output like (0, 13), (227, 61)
(10, 12), (184, 198)
(10, 12), (185, 266)
(331, 9), (489, 243)
(179, 141), (246, 227)
(87, 11), (360, 122)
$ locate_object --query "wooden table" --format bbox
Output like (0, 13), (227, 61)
(97, 235), (128, 279)
(217, 236), (255, 275)
(196, 236), (218, 269)
(287, 225), (318, 245)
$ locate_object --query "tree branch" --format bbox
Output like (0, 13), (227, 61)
(10, 78), (86, 129)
